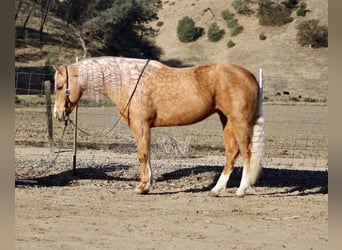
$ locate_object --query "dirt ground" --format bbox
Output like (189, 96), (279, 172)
(15, 104), (328, 250)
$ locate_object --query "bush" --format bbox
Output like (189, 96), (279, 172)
(221, 9), (235, 21)
(46, 50), (60, 65)
(258, 0), (293, 26)
(15, 96), (21, 104)
(259, 33), (267, 40)
(226, 18), (238, 29)
(177, 16), (201, 43)
(232, 0), (253, 15)
(227, 40), (235, 48)
(296, 2), (307, 17)
(283, 0), (298, 9)
(222, 9), (243, 36)
(231, 25), (243, 36)
(207, 23), (224, 42)
(296, 19), (328, 48)
(304, 97), (318, 103)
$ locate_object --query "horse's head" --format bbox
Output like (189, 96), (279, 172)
(53, 65), (82, 121)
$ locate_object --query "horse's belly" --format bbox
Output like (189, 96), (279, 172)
(153, 103), (215, 127)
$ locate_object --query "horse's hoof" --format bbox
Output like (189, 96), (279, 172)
(134, 188), (150, 195)
(208, 190), (219, 197)
(235, 190), (246, 197)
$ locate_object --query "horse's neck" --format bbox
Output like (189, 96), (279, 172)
(77, 57), (150, 108)
(77, 57), (121, 103)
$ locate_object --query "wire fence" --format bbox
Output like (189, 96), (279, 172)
(14, 72), (328, 175)
(15, 71), (54, 95)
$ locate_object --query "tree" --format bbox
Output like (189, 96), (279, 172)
(15, 0), (24, 21)
(39, 0), (55, 42)
(232, 0), (253, 15)
(296, 19), (328, 48)
(16, 0), (37, 39)
(64, 0), (163, 59)
(257, 0), (293, 26)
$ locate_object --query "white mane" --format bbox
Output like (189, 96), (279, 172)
(75, 56), (155, 101)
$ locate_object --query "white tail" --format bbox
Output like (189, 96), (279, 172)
(248, 116), (264, 185)
(248, 68), (264, 185)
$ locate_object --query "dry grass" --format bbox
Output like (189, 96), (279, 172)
(15, 0), (328, 100)
(151, 0), (328, 100)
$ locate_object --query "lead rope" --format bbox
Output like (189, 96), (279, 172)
(16, 59), (150, 182)
(15, 120), (69, 181)
(16, 66), (72, 181)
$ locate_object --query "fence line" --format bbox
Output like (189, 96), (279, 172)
(15, 71), (54, 95)
(15, 70), (327, 101)
(14, 73), (328, 171)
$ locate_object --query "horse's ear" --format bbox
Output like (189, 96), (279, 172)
(52, 65), (64, 75)
(68, 65), (78, 77)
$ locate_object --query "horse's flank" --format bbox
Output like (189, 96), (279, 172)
(70, 56), (258, 128)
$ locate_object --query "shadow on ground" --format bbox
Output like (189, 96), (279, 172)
(16, 165), (328, 196)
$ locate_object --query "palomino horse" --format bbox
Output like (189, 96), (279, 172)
(53, 56), (264, 197)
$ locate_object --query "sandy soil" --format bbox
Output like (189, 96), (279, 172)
(16, 185), (327, 250)
(15, 104), (328, 250)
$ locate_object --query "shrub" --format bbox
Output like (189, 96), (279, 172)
(227, 40), (235, 48)
(177, 16), (201, 43)
(227, 18), (238, 29)
(296, 19), (328, 48)
(283, 0), (298, 9)
(207, 23), (224, 42)
(290, 97), (300, 102)
(258, 0), (293, 26)
(222, 9), (243, 36)
(221, 9), (235, 21)
(296, 2), (307, 17)
(15, 96), (21, 104)
(156, 21), (164, 27)
(232, 0), (253, 15)
(304, 97), (318, 103)
(259, 33), (267, 40)
(231, 25), (243, 36)
(46, 50), (60, 65)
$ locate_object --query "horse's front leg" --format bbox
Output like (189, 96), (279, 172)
(130, 122), (153, 194)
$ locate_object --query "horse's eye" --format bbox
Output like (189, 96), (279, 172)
(57, 85), (63, 90)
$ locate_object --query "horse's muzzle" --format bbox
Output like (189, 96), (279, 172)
(54, 109), (66, 122)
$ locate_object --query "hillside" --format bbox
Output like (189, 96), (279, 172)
(150, 0), (328, 101)
(15, 0), (328, 101)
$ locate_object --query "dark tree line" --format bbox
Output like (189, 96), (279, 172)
(15, 0), (163, 60)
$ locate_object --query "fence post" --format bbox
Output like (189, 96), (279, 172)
(44, 80), (54, 152)
(28, 73), (32, 95)
(258, 68), (263, 117)
(73, 57), (79, 175)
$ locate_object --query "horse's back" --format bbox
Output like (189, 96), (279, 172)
(137, 61), (258, 127)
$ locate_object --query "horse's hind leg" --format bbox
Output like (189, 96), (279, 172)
(210, 113), (239, 197)
(232, 121), (253, 197)
(130, 121), (153, 194)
